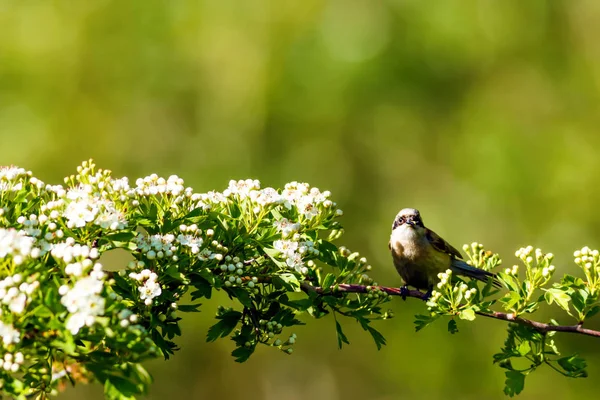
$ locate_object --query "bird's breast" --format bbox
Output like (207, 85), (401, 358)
(389, 228), (425, 261)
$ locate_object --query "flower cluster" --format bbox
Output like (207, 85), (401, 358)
(0, 351), (24, 373)
(0, 166), (33, 192)
(63, 187), (127, 230)
(273, 218), (300, 238)
(135, 233), (177, 259)
(134, 228), (215, 264)
(574, 246), (600, 286)
(135, 174), (188, 197)
(427, 269), (479, 320)
(129, 269), (162, 306)
(513, 246), (555, 284)
(59, 265), (106, 334)
(273, 238), (319, 274)
(0, 160), (380, 398)
(225, 179), (261, 200)
(51, 239), (99, 263)
(0, 228), (37, 265)
(218, 256), (255, 289)
(494, 246), (557, 316)
(0, 274), (38, 314)
(0, 321), (20, 346)
(462, 242), (501, 271)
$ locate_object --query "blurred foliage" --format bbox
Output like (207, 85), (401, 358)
(2, 1), (600, 399)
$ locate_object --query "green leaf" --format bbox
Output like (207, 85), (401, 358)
(364, 324), (386, 350)
(447, 319), (459, 334)
(164, 264), (182, 281)
(263, 247), (288, 268)
(318, 240), (338, 254)
(102, 231), (136, 247)
(278, 273), (301, 292)
(557, 355), (588, 377)
(206, 311), (242, 342)
(30, 304), (54, 318)
(131, 364), (153, 387)
(335, 320), (350, 349)
(560, 274), (585, 288)
(545, 338), (560, 355)
(182, 206), (206, 220)
(50, 335), (77, 356)
(191, 277), (212, 300)
(544, 288), (571, 314)
(585, 305), (600, 319)
(459, 309), (476, 321)
(500, 291), (521, 311)
(321, 273), (336, 290)
(280, 297), (313, 311)
(177, 304), (202, 312)
(572, 289), (592, 318)
(481, 276), (497, 298)
(498, 272), (519, 292)
(104, 376), (140, 400)
(414, 314), (437, 331)
(504, 370), (525, 397)
(151, 330), (178, 359)
(517, 341), (531, 356)
(231, 346), (254, 363)
(229, 288), (253, 308)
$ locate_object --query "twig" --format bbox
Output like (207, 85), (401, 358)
(301, 282), (600, 338)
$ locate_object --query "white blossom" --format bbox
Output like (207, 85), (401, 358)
(273, 218), (300, 237)
(273, 240), (298, 258)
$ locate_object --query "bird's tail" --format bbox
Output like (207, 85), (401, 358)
(450, 259), (501, 288)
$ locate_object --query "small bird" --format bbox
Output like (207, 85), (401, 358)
(389, 208), (499, 299)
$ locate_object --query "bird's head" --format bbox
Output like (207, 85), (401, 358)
(392, 208), (424, 231)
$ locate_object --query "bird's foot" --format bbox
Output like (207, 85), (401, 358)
(421, 287), (433, 301)
(399, 285), (409, 301)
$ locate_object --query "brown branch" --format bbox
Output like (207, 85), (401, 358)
(301, 282), (600, 339)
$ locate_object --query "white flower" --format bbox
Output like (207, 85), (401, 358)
(0, 322), (20, 345)
(285, 253), (304, 272)
(60, 273), (105, 334)
(177, 234), (203, 254)
(296, 196), (319, 219)
(227, 179), (260, 199)
(0, 229), (36, 260)
(250, 187), (281, 206)
(64, 198), (99, 228)
(135, 233), (176, 253)
(272, 218), (300, 237)
(281, 182), (309, 209)
(65, 262), (84, 276)
(0, 166), (28, 181)
(135, 175), (186, 197)
(66, 312), (87, 335)
(138, 279), (162, 301)
(94, 201), (127, 230)
(7, 293), (26, 314)
(273, 240), (298, 258)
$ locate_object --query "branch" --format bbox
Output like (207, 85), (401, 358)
(301, 282), (600, 338)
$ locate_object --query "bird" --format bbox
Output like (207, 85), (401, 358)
(388, 208), (499, 299)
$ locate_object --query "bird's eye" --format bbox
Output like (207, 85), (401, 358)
(392, 216), (403, 229)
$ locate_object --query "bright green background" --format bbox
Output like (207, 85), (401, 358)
(2, 1), (600, 399)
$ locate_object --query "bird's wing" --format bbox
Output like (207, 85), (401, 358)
(426, 228), (463, 259)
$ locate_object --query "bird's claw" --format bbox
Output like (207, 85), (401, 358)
(421, 287), (433, 301)
(399, 285), (409, 301)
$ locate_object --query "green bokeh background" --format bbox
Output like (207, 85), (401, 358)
(2, 1), (600, 399)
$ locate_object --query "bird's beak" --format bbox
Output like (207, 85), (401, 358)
(405, 218), (415, 227)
